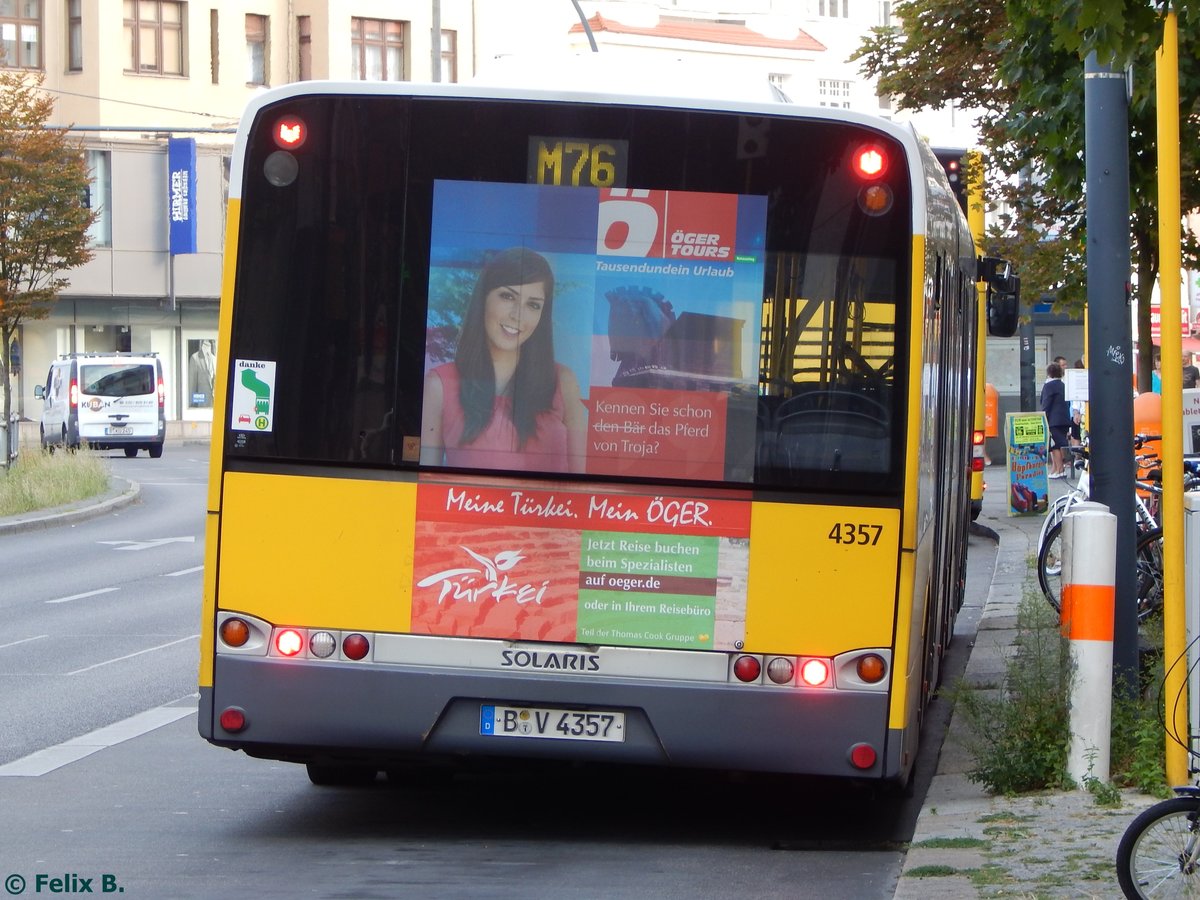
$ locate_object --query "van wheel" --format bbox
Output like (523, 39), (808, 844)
(124, 447), (138, 458)
(148, 443), (163, 459)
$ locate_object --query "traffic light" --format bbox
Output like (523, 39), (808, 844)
(932, 148), (968, 215)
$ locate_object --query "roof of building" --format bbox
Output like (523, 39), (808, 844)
(569, 13), (826, 53)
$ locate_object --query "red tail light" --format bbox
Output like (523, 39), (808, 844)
(972, 429), (986, 471)
(848, 743), (877, 769)
(274, 116), (307, 148)
(157, 377), (166, 408)
(799, 658), (832, 687)
(342, 633), (370, 661)
(219, 708), (247, 732)
(68, 379), (78, 409)
(852, 144), (888, 179)
(732, 655), (761, 682)
(275, 629), (304, 657)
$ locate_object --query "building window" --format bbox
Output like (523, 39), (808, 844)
(297, 15), (310, 80)
(124, 0), (185, 76)
(818, 0), (849, 17)
(440, 29), (456, 83)
(245, 13), (267, 85)
(67, 0), (81, 71)
(878, 1), (892, 26)
(818, 79), (851, 108)
(84, 149), (111, 248)
(350, 17), (406, 82)
(1, 0), (42, 69)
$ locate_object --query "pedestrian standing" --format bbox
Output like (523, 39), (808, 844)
(1183, 351), (1199, 389)
(1040, 362), (1071, 478)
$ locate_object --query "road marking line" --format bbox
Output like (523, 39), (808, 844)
(65, 634), (199, 676)
(162, 566), (204, 577)
(0, 700), (197, 777)
(46, 588), (119, 605)
(0, 634), (49, 650)
(98, 536), (196, 551)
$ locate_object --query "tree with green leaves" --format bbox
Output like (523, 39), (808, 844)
(855, 0), (1200, 390)
(0, 68), (95, 461)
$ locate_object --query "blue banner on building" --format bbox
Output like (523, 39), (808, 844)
(168, 137), (197, 255)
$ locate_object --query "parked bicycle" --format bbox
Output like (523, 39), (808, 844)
(1115, 641), (1200, 898)
(1035, 435), (1174, 616)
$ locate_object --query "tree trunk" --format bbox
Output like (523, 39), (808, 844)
(0, 322), (12, 466)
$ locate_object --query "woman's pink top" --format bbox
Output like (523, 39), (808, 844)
(432, 362), (569, 472)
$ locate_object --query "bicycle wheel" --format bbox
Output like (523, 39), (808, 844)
(1116, 796), (1200, 898)
(1135, 527), (1165, 621)
(1037, 519), (1063, 612)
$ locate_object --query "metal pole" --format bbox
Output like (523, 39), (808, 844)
(1018, 168), (1036, 413)
(1084, 51), (1138, 691)
(1019, 320), (1036, 412)
(1156, 6), (1188, 785)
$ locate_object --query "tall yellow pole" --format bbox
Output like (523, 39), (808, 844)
(1156, 7), (1187, 785)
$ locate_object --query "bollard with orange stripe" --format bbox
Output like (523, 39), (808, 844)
(1060, 501), (1117, 786)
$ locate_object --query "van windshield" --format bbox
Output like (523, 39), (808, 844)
(79, 364), (155, 397)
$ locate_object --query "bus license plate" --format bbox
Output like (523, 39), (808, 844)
(105, 426), (132, 435)
(480, 705), (625, 743)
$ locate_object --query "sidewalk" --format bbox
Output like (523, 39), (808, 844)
(894, 465), (1162, 899)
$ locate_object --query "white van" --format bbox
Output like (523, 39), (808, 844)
(34, 353), (167, 458)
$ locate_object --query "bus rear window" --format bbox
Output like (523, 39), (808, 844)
(226, 95), (909, 495)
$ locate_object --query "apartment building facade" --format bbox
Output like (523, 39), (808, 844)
(9, 0), (971, 437)
(11, 0), (475, 434)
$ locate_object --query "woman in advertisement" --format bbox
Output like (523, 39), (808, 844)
(420, 247), (588, 473)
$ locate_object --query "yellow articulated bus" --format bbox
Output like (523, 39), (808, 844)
(933, 148), (990, 522)
(198, 79), (1018, 787)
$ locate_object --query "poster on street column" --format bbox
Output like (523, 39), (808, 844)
(1005, 412), (1049, 516)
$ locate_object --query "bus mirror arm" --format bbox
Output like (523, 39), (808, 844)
(979, 256), (1020, 338)
(978, 255), (1008, 282)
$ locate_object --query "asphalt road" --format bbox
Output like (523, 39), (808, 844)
(0, 446), (206, 765)
(0, 446), (998, 900)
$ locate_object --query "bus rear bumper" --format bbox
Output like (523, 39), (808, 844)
(200, 655), (902, 781)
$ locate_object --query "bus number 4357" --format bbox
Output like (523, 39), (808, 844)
(828, 523), (883, 546)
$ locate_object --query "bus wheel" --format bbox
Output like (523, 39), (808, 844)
(124, 447), (138, 458)
(148, 442), (164, 459)
(305, 763), (378, 787)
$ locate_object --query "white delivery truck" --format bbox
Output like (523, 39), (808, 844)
(34, 353), (167, 458)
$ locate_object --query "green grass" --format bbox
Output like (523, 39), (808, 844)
(951, 578), (1169, 799)
(914, 836), (989, 849)
(905, 864), (961, 878)
(0, 448), (110, 516)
